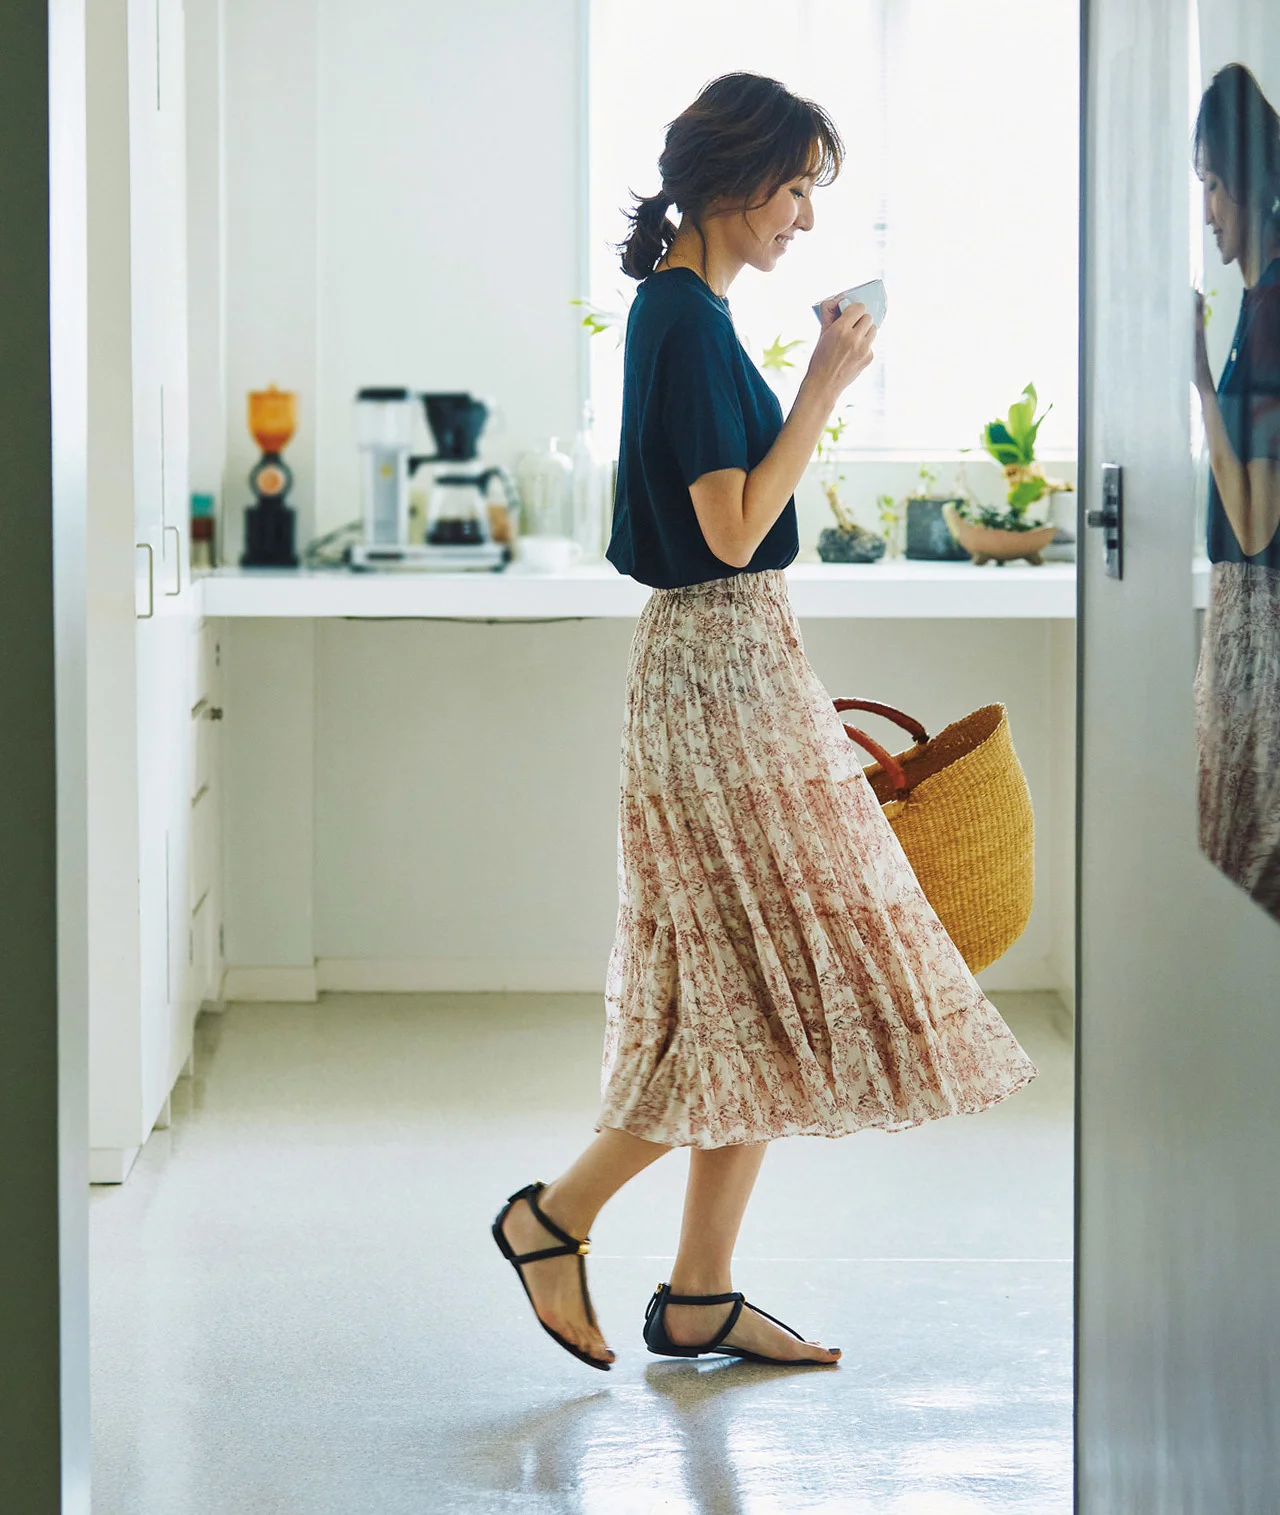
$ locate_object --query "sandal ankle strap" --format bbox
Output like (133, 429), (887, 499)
(664, 1289), (742, 1306)
(645, 1282), (746, 1353)
(501, 1182), (592, 1264)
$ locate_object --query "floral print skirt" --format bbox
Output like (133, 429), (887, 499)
(597, 569), (1038, 1149)
(1194, 561), (1280, 922)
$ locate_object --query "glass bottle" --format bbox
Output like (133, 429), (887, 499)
(570, 401), (611, 561)
(515, 437), (573, 537)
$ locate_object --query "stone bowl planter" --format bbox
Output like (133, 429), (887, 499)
(942, 503), (1058, 566)
(817, 525), (886, 564)
(904, 496), (970, 561)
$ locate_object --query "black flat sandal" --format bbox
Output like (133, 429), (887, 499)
(643, 1282), (838, 1366)
(492, 1181), (612, 1371)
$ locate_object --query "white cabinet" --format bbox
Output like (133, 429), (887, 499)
(188, 622), (225, 1011)
(88, 0), (218, 1184)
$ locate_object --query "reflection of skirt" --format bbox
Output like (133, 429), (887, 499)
(597, 569), (1038, 1149)
(1194, 561), (1280, 922)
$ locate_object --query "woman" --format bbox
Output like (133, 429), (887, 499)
(493, 72), (1037, 1371)
(1193, 63), (1280, 922)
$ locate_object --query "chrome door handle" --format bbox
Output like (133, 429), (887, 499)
(136, 541), (154, 618)
(1086, 462), (1124, 579)
(164, 524), (182, 595)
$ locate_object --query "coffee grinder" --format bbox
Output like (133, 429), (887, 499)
(240, 385), (300, 567)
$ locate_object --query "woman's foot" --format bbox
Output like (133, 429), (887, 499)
(663, 1296), (840, 1365)
(498, 1183), (616, 1367)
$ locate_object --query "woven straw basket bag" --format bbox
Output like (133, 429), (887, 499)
(833, 698), (1035, 975)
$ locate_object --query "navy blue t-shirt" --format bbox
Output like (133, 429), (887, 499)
(1208, 256), (1280, 566)
(606, 266), (799, 589)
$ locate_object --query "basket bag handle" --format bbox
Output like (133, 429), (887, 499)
(832, 698), (931, 796)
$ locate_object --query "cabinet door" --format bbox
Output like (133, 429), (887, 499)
(128, 0), (171, 1129)
(129, 0), (197, 1122)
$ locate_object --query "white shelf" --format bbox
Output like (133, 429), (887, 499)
(195, 558), (1086, 620)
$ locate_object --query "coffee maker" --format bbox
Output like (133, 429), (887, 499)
(349, 389), (512, 571)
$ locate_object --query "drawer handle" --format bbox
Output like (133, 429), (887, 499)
(191, 697), (208, 719)
(164, 524), (182, 596)
(191, 783), (210, 808)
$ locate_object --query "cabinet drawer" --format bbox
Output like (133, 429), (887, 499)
(192, 619), (220, 708)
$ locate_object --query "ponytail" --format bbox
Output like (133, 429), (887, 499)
(620, 189), (677, 280)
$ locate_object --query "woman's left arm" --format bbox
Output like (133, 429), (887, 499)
(1197, 387), (1280, 556)
(1195, 289), (1280, 557)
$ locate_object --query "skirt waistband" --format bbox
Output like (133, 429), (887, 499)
(649, 569), (789, 602)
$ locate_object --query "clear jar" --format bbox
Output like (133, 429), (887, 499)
(515, 437), (573, 537)
(570, 401), (614, 561)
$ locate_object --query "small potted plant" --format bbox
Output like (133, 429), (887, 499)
(814, 411), (886, 563)
(874, 491), (904, 558)
(944, 383), (1074, 565)
(903, 463), (970, 561)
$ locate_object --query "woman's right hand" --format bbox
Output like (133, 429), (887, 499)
(805, 300), (877, 401)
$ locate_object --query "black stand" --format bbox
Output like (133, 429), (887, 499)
(241, 451), (299, 567)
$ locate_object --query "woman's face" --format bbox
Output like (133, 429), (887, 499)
(732, 172), (817, 273)
(1203, 166), (1250, 267)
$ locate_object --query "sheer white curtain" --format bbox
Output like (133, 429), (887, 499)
(588, 0), (1079, 459)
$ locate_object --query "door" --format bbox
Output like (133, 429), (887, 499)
(1077, 0), (1280, 1509)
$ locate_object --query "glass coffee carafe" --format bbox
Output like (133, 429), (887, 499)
(425, 466), (518, 547)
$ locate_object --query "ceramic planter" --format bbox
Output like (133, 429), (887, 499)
(904, 497), (970, 560)
(942, 503), (1058, 566)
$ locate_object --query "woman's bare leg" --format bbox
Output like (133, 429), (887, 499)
(663, 1142), (840, 1364)
(499, 1126), (669, 1364)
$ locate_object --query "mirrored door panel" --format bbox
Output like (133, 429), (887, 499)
(1191, 14), (1280, 925)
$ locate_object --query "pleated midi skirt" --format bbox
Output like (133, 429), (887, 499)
(1193, 561), (1280, 921)
(598, 568), (1038, 1149)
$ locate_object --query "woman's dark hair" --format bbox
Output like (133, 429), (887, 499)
(1194, 63), (1280, 238)
(618, 72), (844, 281)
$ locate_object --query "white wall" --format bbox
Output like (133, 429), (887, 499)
(220, 0), (586, 561)
(185, 0), (227, 507)
(222, 614), (1074, 996)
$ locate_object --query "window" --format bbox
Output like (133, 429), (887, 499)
(588, 0), (1079, 459)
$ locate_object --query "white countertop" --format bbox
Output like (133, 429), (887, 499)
(196, 558), (1085, 619)
(195, 557), (1214, 620)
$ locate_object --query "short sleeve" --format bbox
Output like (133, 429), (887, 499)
(658, 315), (749, 486)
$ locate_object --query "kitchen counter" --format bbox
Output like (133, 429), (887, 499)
(197, 559), (1094, 619)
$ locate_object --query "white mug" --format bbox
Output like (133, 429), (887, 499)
(515, 535), (583, 573)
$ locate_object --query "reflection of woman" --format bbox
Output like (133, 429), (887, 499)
(492, 73), (1036, 1372)
(1193, 63), (1280, 921)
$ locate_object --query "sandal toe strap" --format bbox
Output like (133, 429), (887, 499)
(742, 1299), (806, 1343)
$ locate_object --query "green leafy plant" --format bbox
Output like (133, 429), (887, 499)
(761, 334), (807, 373)
(958, 382), (1073, 532)
(816, 410), (848, 462)
(569, 296), (630, 346)
(875, 491), (903, 554)
(913, 462), (940, 497)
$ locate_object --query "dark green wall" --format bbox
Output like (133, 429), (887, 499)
(0, 2), (83, 1509)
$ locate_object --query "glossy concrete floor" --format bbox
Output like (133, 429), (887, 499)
(91, 990), (1074, 1514)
